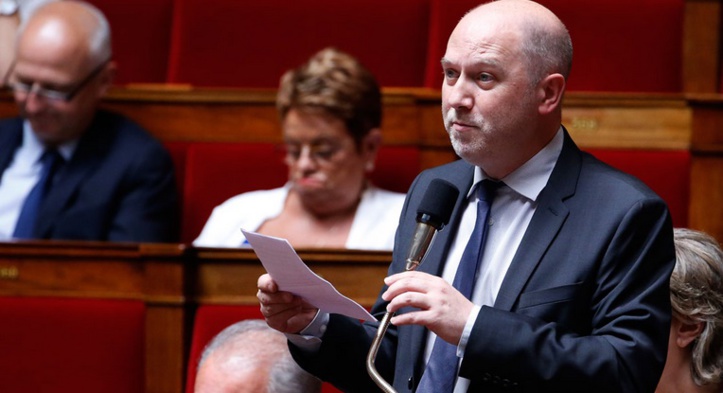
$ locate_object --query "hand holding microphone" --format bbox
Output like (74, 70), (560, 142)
(367, 179), (459, 392)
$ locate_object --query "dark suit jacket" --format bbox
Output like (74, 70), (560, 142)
(291, 131), (675, 393)
(0, 110), (179, 242)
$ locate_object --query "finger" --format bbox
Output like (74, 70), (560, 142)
(257, 273), (278, 293)
(262, 297), (303, 318)
(265, 304), (303, 330)
(386, 290), (431, 314)
(389, 308), (432, 327)
(266, 304), (319, 334)
(382, 272), (437, 301)
(257, 290), (296, 309)
(383, 270), (425, 286)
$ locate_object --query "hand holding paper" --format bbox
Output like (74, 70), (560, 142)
(243, 229), (374, 321)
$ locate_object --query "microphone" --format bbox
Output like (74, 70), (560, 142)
(367, 178), (459, 393)
(405, 179), (460, 271)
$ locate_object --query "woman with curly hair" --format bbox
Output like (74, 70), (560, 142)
(657, 228), (723, 393)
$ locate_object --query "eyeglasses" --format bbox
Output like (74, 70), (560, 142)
(282, 142), (345, 164)
(2, 58), (110, 102)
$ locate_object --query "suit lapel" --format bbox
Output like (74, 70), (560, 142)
(418, 163), (475, 277)
(35, 114), (110, 237)
(494, 130), (581, 310)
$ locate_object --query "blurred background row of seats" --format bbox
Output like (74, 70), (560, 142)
(88, 0), (693, 92)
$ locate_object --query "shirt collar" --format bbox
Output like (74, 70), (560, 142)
(471, 126), (564, 202)
(23, 120), (79, 162)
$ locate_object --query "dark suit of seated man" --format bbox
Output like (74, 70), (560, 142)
(0, 1), (178, 242)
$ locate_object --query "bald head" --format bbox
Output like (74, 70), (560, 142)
(455, 0), (572, 84)
(7, 1), (115, 146)
(195, 329), (280, 393)
(194, 320), (321, 393)
(17, 1), (111, 68)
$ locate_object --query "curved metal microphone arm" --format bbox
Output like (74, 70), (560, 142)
(366, 311), (396, 393)
(366, 179), (459, 392)
(366, 218), (438, 393)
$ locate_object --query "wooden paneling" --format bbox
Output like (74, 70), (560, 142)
(563, 94), (691, 150)
(0, 88), (696, 161)
(689, 96), (723, 242)
(190, 247), (391, 308)
(690, 157), (723, 243)
(0, 241), (188, 393)
(0, 241), (392, 393)
(683, 0), (723, 93)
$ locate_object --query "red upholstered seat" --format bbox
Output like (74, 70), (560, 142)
(181, 143), (288, 243)
(425, 0), (684, 92)
(369, 145), (420, 195)
(586, 149), (690, 227)
(0, 297), (145, 393)
(185, 305), (341, 393)
(185, 305), (263, 393)
(164, 141), (192, 210)
(181, 142), (419, 243)
(167, 0), (430, 87)
(87, 0), (174, 84)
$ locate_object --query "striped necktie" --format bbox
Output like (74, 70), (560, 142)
(13, 149), (63, 239)
(416, 179), (502, 393)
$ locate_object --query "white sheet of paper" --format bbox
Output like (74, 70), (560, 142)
(242, 229), (374, 321)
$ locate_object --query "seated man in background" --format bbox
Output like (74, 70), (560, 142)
(194, 319), (321, 393)
(0, 1), (179, 242)
(194, 47), (405, 250)
(656, 228), (723, 393)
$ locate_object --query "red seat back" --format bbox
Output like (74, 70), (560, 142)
(425, 0), (684, 92)
(181, 143), (288, 243)
(167, 0), (430, 87)
(0, 297), (145, 393)
(370, 146), (420, 194)
(86, 0), (174, 84)
(164, 141), (192, 213)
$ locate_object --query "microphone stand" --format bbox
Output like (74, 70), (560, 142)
(366, 214), (439, 393)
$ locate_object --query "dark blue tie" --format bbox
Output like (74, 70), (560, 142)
(416, 179), (501, 393)
(13, 149), (63, 239)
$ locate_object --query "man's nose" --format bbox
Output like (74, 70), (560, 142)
(21, 89), (48, 114)
(445, 79), (474, 110)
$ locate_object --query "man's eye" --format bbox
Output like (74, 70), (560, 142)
(478, 73), (493, 82)
(444, 69), (458, 79)
(13, 81), (33, 90)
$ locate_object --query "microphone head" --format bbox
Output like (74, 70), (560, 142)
(416, 179), (459, 230)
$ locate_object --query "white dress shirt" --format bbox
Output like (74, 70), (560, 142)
(433, 128), (564, 393)
(0, 121), (75, 240)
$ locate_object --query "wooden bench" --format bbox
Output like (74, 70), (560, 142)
(0, 240), (391, 393)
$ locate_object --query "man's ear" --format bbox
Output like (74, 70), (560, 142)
(96, 61), (117, 97)
(361, 128), (382, 172)
(674, 317), (705, 348)
(537, 73), (565, 115)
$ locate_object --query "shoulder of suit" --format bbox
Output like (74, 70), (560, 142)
(89, 110), (164, 148)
